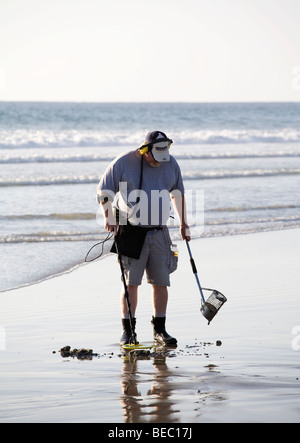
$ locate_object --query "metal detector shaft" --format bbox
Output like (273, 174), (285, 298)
(185, 240), (206, 304)
(115, 237), (137, 344)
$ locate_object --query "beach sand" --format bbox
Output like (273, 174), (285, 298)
(0, 228), (300, 423)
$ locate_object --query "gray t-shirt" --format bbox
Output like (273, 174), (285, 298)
(97, 150), (185, 227)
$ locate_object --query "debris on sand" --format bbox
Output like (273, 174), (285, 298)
(57, 339), (224, 361)
(59, 346), (99, 360)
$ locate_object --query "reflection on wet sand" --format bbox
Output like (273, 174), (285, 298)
(121, 354), (179, 423)
(120, 350), (227, 423)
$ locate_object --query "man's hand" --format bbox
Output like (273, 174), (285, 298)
(180, 223), (191, 242)
(105, 220), (118, 236)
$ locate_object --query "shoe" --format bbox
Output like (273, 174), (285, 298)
(120, 318), (138, 346)
(151, 316), (177, 346)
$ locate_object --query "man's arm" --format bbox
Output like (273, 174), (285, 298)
(171, 193), (191, 241)
(98, 196), (118, 235)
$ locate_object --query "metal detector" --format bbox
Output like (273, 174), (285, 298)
(115, 237), (153, 351)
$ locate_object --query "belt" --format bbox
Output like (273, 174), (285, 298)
(141, 226), (163, 232)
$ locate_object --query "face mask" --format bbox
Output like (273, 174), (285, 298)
(151, 141), (171, 162)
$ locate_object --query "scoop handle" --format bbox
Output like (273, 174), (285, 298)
(186, 240), (206, 304)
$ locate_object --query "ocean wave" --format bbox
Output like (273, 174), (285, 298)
(0, 175), (100, 187)
(1, 205), (298, 224)
(205, 215), (300, 226)
(0, 212), (96, 221)
(177, 128), (300, 144)
(207, 204), (299, 213)
(1, 127), (300, 149)
(1, 151), (300, 164)
(197, 224), (300, 239)
(1, 168), (300, 187)
(0, 231), (103, 244)
(0, 129), (142, 149)
(0, 154), (117, 164)
(183, 168), (300, 180)
(1, 216), (300, 244)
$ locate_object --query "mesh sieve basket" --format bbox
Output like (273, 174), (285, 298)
(200, 289), (227, 324)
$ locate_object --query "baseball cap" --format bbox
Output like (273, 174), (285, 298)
(144, 131), (173, 162)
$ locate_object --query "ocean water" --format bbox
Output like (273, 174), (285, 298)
(0, 102), (300, 292)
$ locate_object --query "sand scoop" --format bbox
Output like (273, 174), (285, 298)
(186, 240), (227, 324)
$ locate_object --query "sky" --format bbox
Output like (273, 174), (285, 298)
(0, 0), (300, 102)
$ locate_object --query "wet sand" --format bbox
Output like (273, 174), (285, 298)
(0, 229), (300, 423)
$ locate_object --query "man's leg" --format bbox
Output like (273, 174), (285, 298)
(120, 285), (138, 345)
(152, 285), (168, 317)
(151, 285), (177, 346)
(121, 285), (138, 318)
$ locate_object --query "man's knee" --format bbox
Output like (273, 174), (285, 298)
(127, 284), (138, 292)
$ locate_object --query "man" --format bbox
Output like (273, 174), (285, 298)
(97, 131), (190, 346)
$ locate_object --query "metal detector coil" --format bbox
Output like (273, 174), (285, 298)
(122, 344), (153, 351)
(201, 288), (227, 325)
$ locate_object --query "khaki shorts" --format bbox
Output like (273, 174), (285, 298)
(119, 226), (178, 287)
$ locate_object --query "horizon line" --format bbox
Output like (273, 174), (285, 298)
(1, 100), (300, 105)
